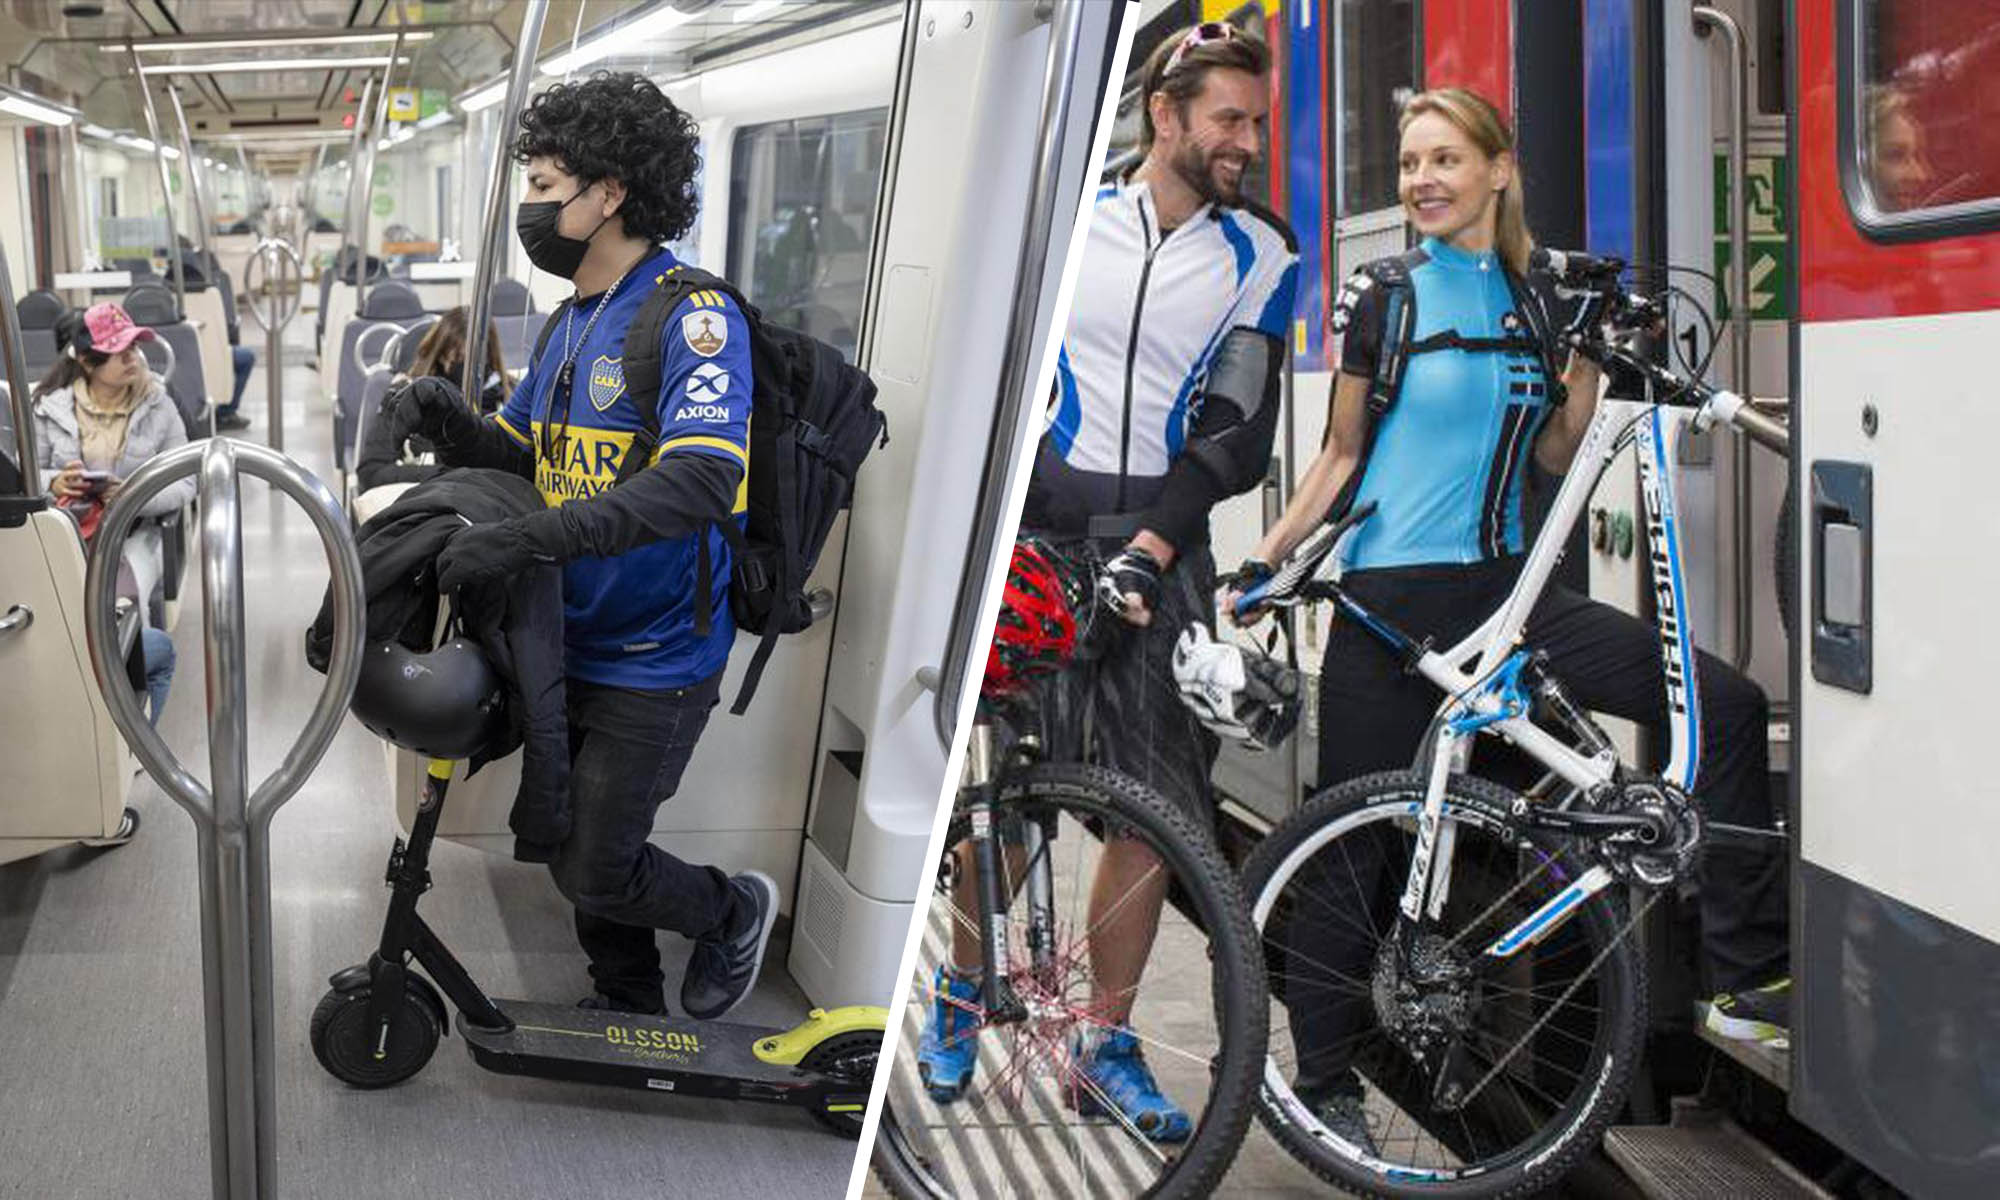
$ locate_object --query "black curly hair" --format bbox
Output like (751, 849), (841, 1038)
(513, 71), (702, 245)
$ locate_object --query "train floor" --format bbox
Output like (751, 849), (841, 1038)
(0, 325), (857, 1199)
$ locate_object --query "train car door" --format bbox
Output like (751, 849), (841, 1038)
(1790, 3), (2000, 1195)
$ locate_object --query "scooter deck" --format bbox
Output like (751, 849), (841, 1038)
(460, 999), (815, 1104)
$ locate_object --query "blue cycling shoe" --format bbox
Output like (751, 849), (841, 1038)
(916, 966), (982, 1102)
(1068, 1028), (1192, 1143)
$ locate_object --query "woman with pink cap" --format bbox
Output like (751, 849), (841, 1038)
(31, 300), (194, 726)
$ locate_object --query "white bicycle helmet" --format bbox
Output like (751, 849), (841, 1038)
(1172, 623), (1301, 751)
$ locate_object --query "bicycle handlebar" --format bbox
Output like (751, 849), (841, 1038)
(1232, 499), (1378, 619)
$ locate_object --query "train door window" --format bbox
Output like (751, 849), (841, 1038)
(1842, 0), (2000, 236)
(1333, 0), (1417, 218)
(725, 109), (888, 363)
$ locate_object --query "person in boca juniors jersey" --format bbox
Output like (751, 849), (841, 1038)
(398, 71), (776, 1022)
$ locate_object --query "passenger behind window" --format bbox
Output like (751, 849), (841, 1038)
(1866, 85), (1935, 212)
(355, 306), (506, 494)
(31, 302), (193, 725)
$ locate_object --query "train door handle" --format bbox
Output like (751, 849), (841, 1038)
(1809, 461), (1872, 694)
(0, 603), (32, 636)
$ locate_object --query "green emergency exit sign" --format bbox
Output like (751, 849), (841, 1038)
(1714, 152), (1790, 321)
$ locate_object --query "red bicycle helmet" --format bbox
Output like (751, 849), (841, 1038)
(984, 541), (1078, 697)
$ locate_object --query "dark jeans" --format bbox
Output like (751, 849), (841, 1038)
(221, 346), (254, 417)
(547, 672), (736, 1011)
(1288, 556), (1789, 1100)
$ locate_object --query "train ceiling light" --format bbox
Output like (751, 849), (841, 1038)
(138, 56), (409, 77)
(540, 3), (697, 76)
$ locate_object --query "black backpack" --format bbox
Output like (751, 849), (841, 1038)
(532, 264), (888, 713)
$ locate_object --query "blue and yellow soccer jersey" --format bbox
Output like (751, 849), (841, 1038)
(496, 248), (751, 689)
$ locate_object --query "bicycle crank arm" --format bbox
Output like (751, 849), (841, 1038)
(1520, 806), (1671, 842)
(1482, 864), (1616, 959)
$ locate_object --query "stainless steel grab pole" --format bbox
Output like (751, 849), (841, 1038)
(244, 239), (302, 451)
(932, 0), (1088, 748)
(355, 39), (403, 321)
(462, 0), (551, 410)
(165, 84), (213, 259)
(82, 438), (364, 1200)
(127, 45), (187, 315)
(1, 245), (37, 478)
(1694, 5), (1755, 668)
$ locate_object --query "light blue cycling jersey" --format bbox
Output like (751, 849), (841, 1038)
(1333, 236), (1555, 570)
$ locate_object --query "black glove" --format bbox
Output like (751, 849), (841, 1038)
(435, 511), (563, 594)
(1096, 546), (1163, 619)
(394, 375), (474, 445)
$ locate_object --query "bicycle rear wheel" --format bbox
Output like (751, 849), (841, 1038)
(1243, 771), (1648, 1199)
(875, 762), (1265, 1200)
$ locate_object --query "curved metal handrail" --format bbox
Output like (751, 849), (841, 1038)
(244, 238), (304, 454)
(353, 321), (408, 376)
(80, 436), (363, 1200)
(243, 239), (304, 333)
(140, 333), (179, 384)
(83, 438), (363, 817)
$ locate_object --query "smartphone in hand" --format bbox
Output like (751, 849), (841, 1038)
(77, 470), (118, 495)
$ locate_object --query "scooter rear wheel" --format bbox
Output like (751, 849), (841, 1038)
(800, 1029), (883, 1138)
(310, 976), (443, 1088)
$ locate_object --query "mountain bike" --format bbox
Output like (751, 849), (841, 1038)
(873, 544), (1268, 1199)
(1232, 258), (1788, 1197)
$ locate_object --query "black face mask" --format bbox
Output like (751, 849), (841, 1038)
(516, 185), (607, 280)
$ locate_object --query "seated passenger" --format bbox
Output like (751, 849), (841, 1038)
(354, 307), (506, 493)
(33, 302), (195, 723)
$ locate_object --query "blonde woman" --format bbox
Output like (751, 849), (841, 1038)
(1225, 89), (1788, 1148)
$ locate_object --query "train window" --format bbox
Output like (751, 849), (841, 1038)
(1334, 0), (1418, 217)
(1842, 0), (2000, 237)
(725, 109), (888, 364)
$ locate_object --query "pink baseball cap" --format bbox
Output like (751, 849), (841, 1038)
(71, 301), (156, 357)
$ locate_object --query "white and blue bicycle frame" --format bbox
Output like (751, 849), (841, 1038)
(1321, 381), (1726, 964)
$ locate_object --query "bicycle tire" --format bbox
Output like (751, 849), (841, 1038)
(876, 761), (1267, 1200)
(1243, 770), (1647, 1200)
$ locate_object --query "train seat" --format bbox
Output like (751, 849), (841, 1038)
(0, 504), (139, 866)
(490, 277), (533, 315)
(123, 283), (212, 436)
(315, 253), (386, 398)
(331, 282), (423, 472)
(174, 279), (236, 417)
(341, 316), (436, 503)
(493, 312), (549, 374)
(16, 289), (65, 377)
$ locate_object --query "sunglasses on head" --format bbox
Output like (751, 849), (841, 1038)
(1162, 21), (1236, 80)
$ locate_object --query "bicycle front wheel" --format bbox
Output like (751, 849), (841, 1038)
(1244, 771), (1648, 1199)
(876, 762), (1266, 1200)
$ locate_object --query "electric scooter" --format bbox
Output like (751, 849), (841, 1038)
(310, 756), (886, 1137)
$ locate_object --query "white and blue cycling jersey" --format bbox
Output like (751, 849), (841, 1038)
(1029, 177), (1297, 534)
(1334, 237), (1558, 570)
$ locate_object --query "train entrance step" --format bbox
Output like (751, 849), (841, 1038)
(1604, 1109), (1829, 1200)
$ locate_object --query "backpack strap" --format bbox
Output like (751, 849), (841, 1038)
(1328, 250), (1419, 522)
(1504, 268), (1571, 408)
(608, 264), (746, 642)
(531, 296), (571, 378)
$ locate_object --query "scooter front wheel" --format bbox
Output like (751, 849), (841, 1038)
(310, 976), (443, 1088)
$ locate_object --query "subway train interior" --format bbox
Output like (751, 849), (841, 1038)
(0, 0), (1111, 1196)
(1145, 0), (1991, 1197)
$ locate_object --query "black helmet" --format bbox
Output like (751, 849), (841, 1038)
(350, 637), (508, 760)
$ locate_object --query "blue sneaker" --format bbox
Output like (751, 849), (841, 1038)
(916, 966), (982, 1102)
(1068, 1028), (1192, 1143)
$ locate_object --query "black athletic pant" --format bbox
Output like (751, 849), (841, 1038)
(548, 672), (739, 1012)
(1286, 556), (1789, 1101)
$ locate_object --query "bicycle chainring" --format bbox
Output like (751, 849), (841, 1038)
(1597, 775), (1703, 886)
